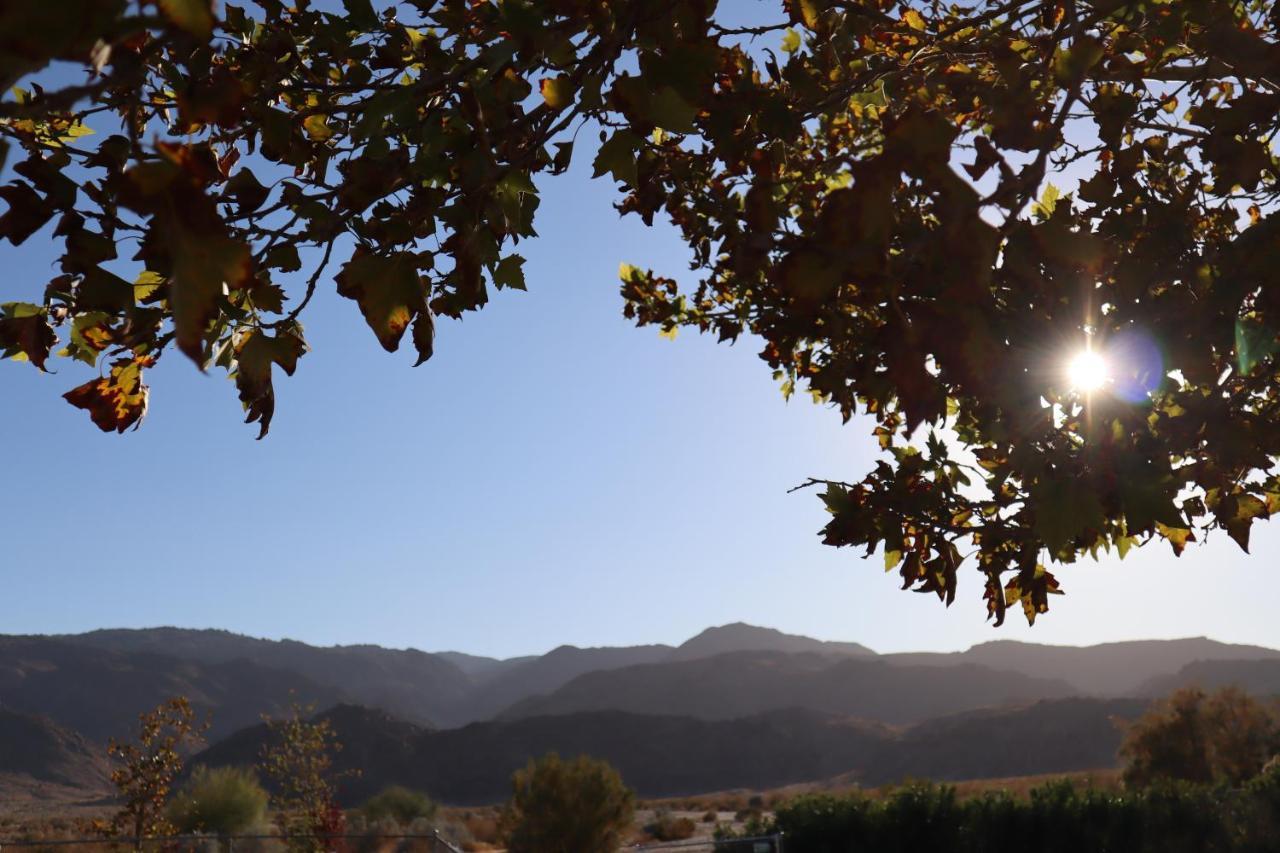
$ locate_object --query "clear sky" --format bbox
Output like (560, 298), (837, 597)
(3, 4), (1279, 659)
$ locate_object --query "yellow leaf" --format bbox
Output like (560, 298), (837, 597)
(540, 75), (574, 110)
(904, 9), (926, 31)
(658, 325), (678, 341)
(303, 114), (333, 142)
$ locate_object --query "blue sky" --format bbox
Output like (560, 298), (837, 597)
(3, 4), (1279, 658)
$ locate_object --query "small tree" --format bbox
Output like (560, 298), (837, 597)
(500, 753), (635, 853)
(1121, 686), (1280, 788)
(258, 705), (350, 852)
(97, 697), (208, 847)
(361, 786), (437, 827)
(168, 765), (269, 836)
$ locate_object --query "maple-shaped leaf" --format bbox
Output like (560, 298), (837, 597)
(234, 328), (306, 438)
(0, 302), (57, 370)
(335, 250), (427, 354)
(63, 357), (151, 433)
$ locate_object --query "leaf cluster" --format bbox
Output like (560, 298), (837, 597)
(6, 0), (1280, 620)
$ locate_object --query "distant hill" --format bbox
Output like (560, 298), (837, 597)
(0, 637), (343, 742)
(193, 698), (1148, 805)
(65, 628), (469, 727)
(6, 625), (1274, 744)
(434, 652), (537, 685)
(670, 623), (875, 661)
(497, 651), (1077, 724)
(888, 637), (1280, 696)
(1138, 658), (1280, 697)
(462, 644), (675, 721)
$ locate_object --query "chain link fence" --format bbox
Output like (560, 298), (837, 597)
(631, 834), (784, 852)
(0, 833), (462, 853)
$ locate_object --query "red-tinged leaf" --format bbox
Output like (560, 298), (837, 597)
(0, 303), (57, 370)
(335, 250), (426, 353)
(540, 75), (574, 110)
(63, 357), (151, 433)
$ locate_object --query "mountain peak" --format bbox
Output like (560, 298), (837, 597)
(671, 623), (875, 661)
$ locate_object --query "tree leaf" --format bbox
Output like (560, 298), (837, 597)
(0, 302), (57, 370)
(157, 0), (214, 37)
(592, 131), (641, 187)
(63, 357), (150, 433)
(335, 250), (426, 353)
(492, 254), (527, 292)
(234, 328), (306, 438)
(540, 76), (574, 110)
(169, 226), (253, 364)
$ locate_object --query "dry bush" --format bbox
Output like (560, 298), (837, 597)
(645, 810), (696, 842)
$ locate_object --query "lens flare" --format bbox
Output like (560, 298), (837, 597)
(1067, 349), (1109, 392)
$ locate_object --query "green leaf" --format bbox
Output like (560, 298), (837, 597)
(493, 254), (527, 291)
(234, 329), (306, 439)
(647, 87), (697, 134)
(157, 0), (214, 37)
(169, 227), (253, 364)
(1032, 477), (1104, 554)
(1235, 317), (1278, 375)
(592, 131), (641, 187)
(781, 28), (801, 53)
(335, 250), (427, 354)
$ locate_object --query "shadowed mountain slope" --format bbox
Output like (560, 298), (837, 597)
(194, 697), (1148, 805)
(0, 708), (110, 791)
(0, 637), (343, 742)
(496, 651), (1077, 724)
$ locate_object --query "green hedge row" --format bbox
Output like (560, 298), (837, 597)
(761, 774), (1280, 853)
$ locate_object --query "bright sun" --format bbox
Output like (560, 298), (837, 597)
(1067, 349), (1109, 392)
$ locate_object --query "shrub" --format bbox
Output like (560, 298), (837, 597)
(647, 810), (696, 841)
(168, 766), (269, 836)
(360, 787), (437, 827)
(1120, 687), (1280, 788)
(499, 753), (634, 853)
(702, 810), (718, 823)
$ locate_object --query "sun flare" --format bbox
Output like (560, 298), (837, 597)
(1066, 349), (1109, 392)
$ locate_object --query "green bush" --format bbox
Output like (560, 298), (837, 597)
(751, 776), (1280, 853)
(168, 766), (269, 836)
(360, 786), (437, 827)
(500, 753), (635, 853)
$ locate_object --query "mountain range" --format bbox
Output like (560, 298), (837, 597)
(2, 623), (1278, 805)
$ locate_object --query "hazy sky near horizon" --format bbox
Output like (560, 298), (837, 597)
(4, 3), (1280, 659)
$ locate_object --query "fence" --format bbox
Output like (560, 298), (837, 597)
(0, 833), (462, 853)
(631, 834), (784, 853)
